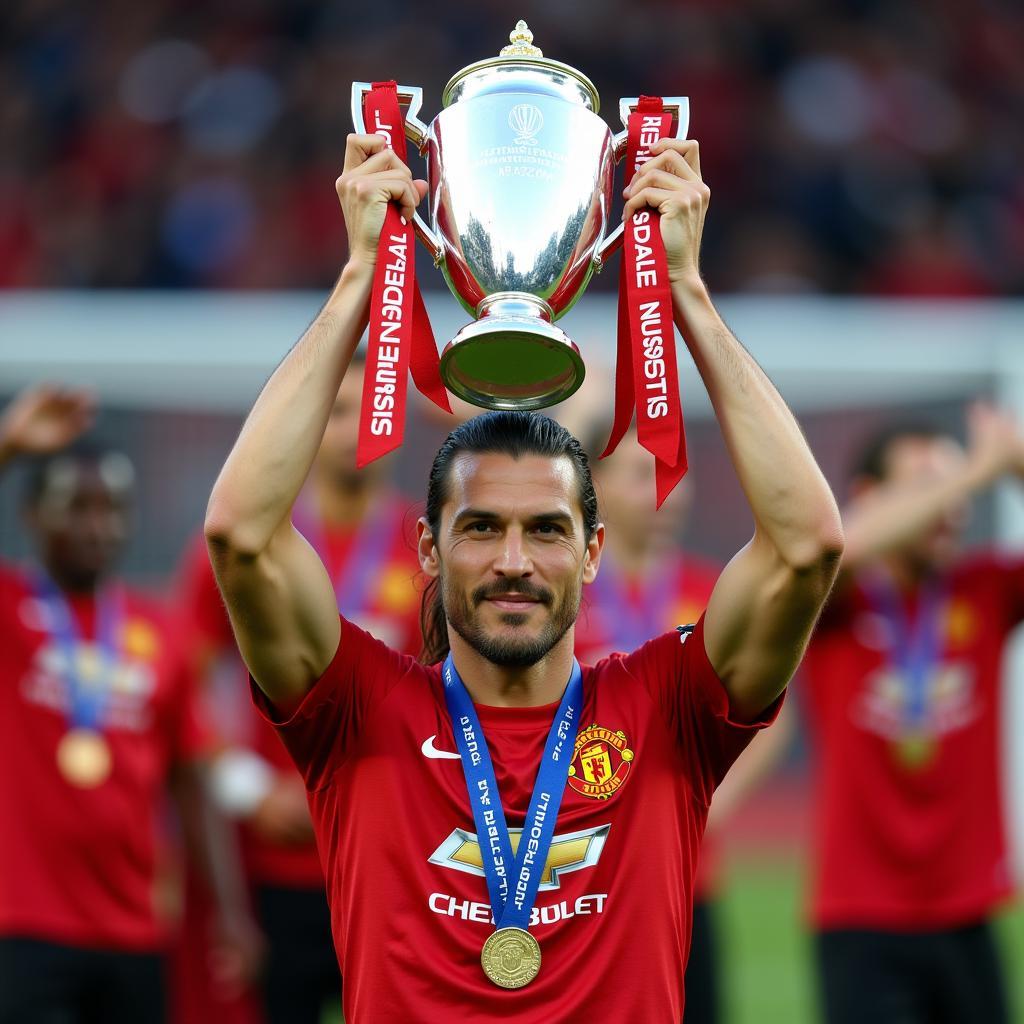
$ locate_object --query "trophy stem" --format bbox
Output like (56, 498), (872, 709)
(477, 292), (554, 324)
(439, 291), (585, 412)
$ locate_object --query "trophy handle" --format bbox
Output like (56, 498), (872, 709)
(351, 82), (444, 265)
(592, 96), (691, 272)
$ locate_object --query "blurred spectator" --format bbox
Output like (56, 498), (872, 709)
(0, 1), (1021, 294)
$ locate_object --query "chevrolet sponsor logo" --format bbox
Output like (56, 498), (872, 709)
(428, 823), (610, 891)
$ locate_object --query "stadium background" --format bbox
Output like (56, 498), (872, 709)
(1, 1), (1023, 1020)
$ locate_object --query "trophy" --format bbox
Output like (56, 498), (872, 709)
(352, 21), (688, 411)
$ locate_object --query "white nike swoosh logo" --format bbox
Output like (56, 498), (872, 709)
(421, 735), (461, 760)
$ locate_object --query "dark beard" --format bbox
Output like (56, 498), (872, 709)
(442, 575), (581, 669)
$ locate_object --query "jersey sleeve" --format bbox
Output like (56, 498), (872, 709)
(174, 534), (236, 654)
(0, 562), (21, 644)
(812, 573), (860, 635)
(250, 615), (419, 792)
(620, 613), (784, 805)
(989, 550), (1024, 628)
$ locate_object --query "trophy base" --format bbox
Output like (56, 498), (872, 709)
(439, 294), (585, 411)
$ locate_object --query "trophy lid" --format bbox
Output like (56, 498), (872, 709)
(442, 20), (600, 112)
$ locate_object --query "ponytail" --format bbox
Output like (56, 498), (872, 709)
(419, 577), (449, 665)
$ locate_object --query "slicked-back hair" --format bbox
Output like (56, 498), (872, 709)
(419, 412), (599, 665)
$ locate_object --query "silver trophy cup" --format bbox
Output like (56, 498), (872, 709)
(352, 21), (689, 410)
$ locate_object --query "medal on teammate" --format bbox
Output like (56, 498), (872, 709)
(295, 493), (401, 616)
(442, 655), (583, 988)
(865, 571), (946, 769)
(587, 550), (682, 652)
(36, 576), (122, 788)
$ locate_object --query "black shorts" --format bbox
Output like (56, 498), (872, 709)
(683, 898), (719, 1024)
(816, 920), (1010, 1024)
(254, 884), (341, 1024)
(0, 935), (165, 1024)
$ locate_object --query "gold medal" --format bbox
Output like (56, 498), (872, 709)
(893, 732), (936, 770)
(56, 728), (112, 788)
(481, 927), (541, 989)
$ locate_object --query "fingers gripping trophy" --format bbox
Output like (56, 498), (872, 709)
(352, 20), (689, 412)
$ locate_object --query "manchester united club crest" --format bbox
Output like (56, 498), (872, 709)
(567, 724), (634, 800)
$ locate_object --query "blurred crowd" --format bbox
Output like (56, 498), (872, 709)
(2, 0), (1023, 295)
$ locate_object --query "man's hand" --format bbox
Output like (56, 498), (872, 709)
(0, 385), (95, 465)
(209, 911), (266, 1000)
(965, 401), (1024, 481)
(622, 138), (710, 285)
(336, 133), (427, 272)
(247, 775), (315, 845)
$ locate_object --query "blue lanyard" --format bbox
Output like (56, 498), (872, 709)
(442, 656), (583, 930)
(34, 575), (121, 731)
(295, 494), (399, 616)
(587, 551), (681, 652)
(865, 573), (946, 729)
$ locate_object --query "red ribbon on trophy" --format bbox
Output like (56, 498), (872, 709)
(601, 96), (687, 508)
(357, 81), (450, 468)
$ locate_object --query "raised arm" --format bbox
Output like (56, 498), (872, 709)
(204, 134), (427, 707)
(0, 384), (95, 473)
(623, 139), (844, 721)
(840, 403), (1023, 573)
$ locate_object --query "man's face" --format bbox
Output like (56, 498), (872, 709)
(27, 457), (132, 588)
(876, 435), (968, 571)
(317, 362), (367, 481)
(420, 452), (603, 668)
(593, 430), (692, 542)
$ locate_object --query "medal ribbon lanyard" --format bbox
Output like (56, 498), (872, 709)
(442, 656), (583, 930)
(865, 573), (946, 730)
(586, 551), (681, 653)
(35, 575), (121, 732)
(357, 80), (451, 469)
(601, 95), (688, 508)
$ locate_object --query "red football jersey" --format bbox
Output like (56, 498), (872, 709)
(574, 552), (722, 898)
(0, 562), (207, 950)
(253, 613), (780, 1022)
(178, 503), (422, 887)
(801, 551), (1022, 930)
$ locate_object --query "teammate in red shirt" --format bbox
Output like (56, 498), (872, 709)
(202, 131), (843, 1020)
(575, 425), (720, 666)
(175, 352), (422, 1024)
(0, 386), (256, 1024)
(801, 405), (1022, 1023)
